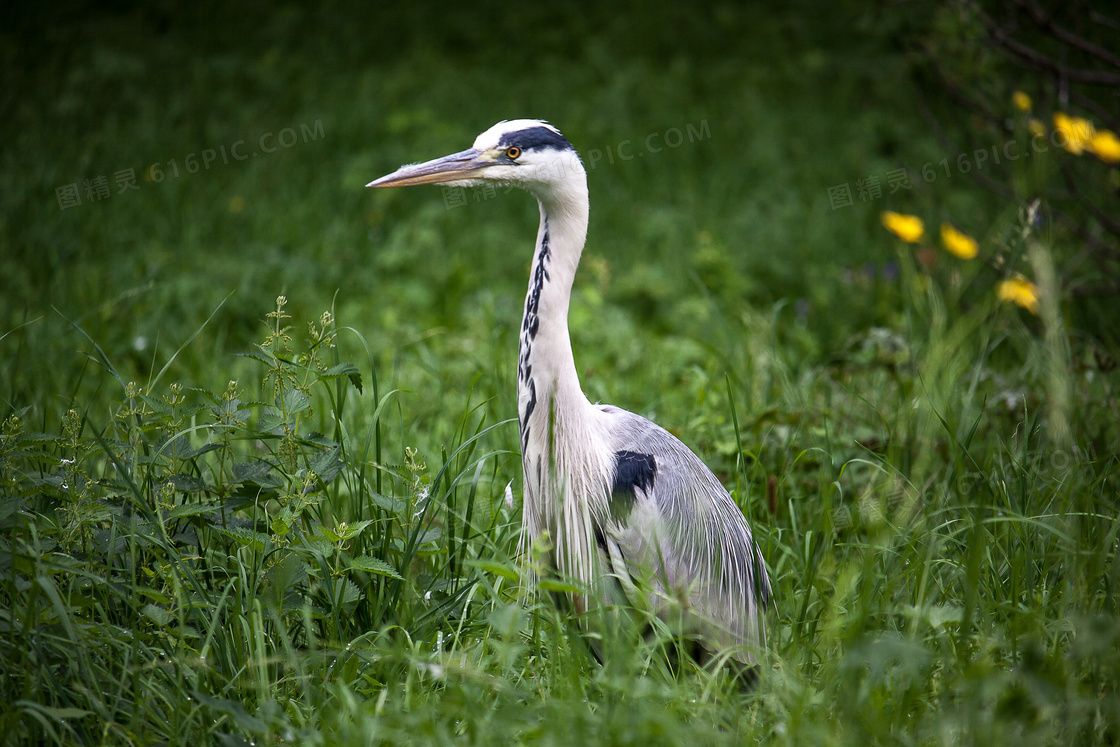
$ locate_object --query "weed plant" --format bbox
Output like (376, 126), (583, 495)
(3, 220), (1118, 743)
(2, 1), (1118, 744)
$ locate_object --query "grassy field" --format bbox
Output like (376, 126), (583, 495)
(2, 1), (1119, 744)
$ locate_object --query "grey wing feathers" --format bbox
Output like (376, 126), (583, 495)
(597, 404), (771, 662)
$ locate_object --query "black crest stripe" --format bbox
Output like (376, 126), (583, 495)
(498, 126), (573, 153)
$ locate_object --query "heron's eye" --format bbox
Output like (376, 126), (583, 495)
(506, 146), (522, 160)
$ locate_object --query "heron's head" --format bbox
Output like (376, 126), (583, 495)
(367, 120), (584, 198)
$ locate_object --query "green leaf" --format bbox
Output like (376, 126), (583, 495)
(304, 431), (337, 447)
(332, 577), (362, 605)
(191, 692), (268, 734)
(142, 395), (171, 416)
(350, 555), (403, 579)
(309, 446), (342, 483)
(236, 349), (276, 367)
(370, 493), (406, 516)
(232, 461), (277, 486)
(336, 519), (374, 541)
(316, 526), (341, 543)
(189, 442), (225, 458)
(38, 473), (66, 490)
(21, 431), (62, 444)
(926, 604), (963, 629)
(142, 603), (171, 626)
(169, 503), (217, 519)
(265, 553), (310, 592)
(258, 409), (286, 433)
(169, 474), (207, 492)
(322, 362), (363, 393)
(270, 506), (296, 537)
(295, 538), (336, 558)
(169, 624), (200, 640)
(219, 526), (271, 552)
(322, 362), (359, 378)
(0, 497), (23, 523)
(464, 558), (520, 581)
(41, 707), (95, 720)
(899, 603), (964, 630)
(537, 578), (584, 594)
(414, 527), (442, 545)
(212, 398), (251, 424)
(279, 388), (310, 414)
(179, 402), (210, 419)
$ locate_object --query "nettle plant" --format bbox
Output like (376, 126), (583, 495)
(0, 296), (515, 734)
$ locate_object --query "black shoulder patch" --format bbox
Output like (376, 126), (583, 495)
(498, 126), (573, 153)
(609, 450), (656, 523)
(612, 451), (656, 494)
(593, 524), (608, 553)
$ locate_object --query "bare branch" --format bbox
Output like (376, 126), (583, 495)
(1059, 160), (1120, 238)
(1070, 90), (1120, 135)
(1010, 0), (1120, 70)
(985, 22), (1120, 86)
(1089, 10), (1120, 34)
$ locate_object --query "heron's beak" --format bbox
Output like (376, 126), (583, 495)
(366, 148), (492, 188)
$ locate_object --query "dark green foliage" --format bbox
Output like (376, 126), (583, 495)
(2, 1), (1119, 743)
(0, 297), (522, 743)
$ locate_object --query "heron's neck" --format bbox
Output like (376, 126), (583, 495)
(517, 176), (591, 452)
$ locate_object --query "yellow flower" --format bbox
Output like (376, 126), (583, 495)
(1012, 91), (1031, 112)
(1087, 129), (1120, 164)
(881, 211), (925, 243)
(1027, 118), (1047, 138)
(1053, 112), (1096, 155)
(997, 275), (1039, 314)
(940, 223), (978, 260)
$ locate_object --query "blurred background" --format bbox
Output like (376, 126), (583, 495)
(4, 0), (1117, 415)
(0, 1), (990, 410)
(3, 0), (1116, 424)
(2, 1), (1119, 742)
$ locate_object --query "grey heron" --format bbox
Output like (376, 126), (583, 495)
(368, 120), (771, 672)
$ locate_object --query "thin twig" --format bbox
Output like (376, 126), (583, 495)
(1058, 159), (1120, 238)
(1010, 0), (1120, 70)
(986, 24), (1120, 86)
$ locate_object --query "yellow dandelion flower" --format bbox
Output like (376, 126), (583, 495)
(881, 211), (925, 243)
(1053, 112), (1095, 155)
(940, 223), (978, 260)
(1012, 91), (1031, 112)
(1027, 118), (1047, 138)
(1087, 129), (1120, 164)
(997, 275), (1039, 314)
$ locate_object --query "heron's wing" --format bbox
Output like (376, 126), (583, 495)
(596, 404), (771, 663)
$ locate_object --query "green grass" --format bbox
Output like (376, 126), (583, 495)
(2, 1), (1119, 744)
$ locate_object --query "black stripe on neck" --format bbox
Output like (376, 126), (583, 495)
(521, 218), (550, 340)
(518, 218), (551, 449)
